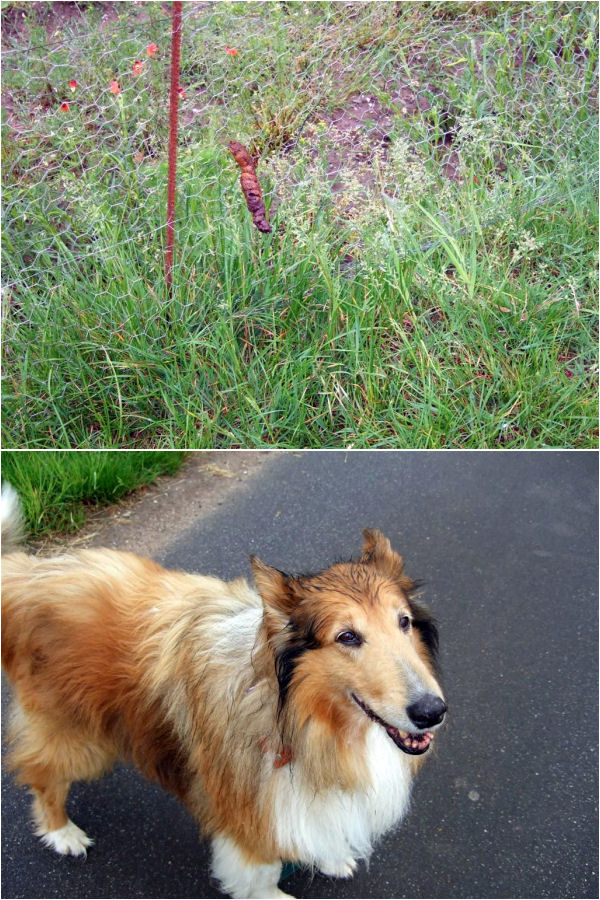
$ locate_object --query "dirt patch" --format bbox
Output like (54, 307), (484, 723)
(1, 2), (119, 49)
(1, 1), (208, 50)
(32, 451), (284, 558)
(322, 91), (394, 191)
(315, 84), (460, 195)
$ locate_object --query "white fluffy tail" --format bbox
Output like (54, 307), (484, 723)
(1, 483), (25, 552)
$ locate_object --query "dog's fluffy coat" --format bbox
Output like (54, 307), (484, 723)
(1, 487), (445, 898)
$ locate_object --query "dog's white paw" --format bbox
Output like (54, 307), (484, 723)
(318, 857), (357, 878)
(36, 819), (93, 856)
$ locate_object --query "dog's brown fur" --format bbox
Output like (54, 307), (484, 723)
(2, 506), (444, 896)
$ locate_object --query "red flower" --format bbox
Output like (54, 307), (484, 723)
(473, 176), (479, 184)
(132, 60), (144, 75)
(225, 46), (239, 56)
(109, 80), (120, 95)
(133, 150), (144, 164)
(178, 86), (187, 99)
(146, 42), (159, 57)
(60, 101), (70, 112)
(69, 79), (77, 91)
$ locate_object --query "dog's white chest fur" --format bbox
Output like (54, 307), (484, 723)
(270, 724), (413, 870)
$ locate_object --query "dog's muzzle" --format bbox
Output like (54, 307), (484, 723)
(352, 692), (446, 756)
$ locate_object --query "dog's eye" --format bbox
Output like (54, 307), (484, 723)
(336, 630), (362, 646)
(399, 615), (411, 632)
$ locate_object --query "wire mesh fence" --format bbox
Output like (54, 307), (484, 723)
(1, 1), (598, 448)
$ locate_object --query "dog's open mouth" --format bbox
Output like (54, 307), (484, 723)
(351, 694), (433, 755)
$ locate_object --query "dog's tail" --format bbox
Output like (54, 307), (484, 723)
(1, 483), (25, 553)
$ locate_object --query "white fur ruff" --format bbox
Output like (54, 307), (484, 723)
(269, 723), (413, 874)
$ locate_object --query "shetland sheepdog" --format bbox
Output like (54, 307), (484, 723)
(1, 484), (446, 899)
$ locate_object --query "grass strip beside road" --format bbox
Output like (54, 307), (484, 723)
(1, 450), (186, 538)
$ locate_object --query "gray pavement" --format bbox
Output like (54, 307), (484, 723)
(2, 450), (598, 899)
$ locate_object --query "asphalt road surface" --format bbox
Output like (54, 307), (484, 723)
(2, 451), (598, 899)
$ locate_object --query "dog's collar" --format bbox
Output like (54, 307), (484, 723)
(273, 745), (292, 768)
(258, 736), (292, 768)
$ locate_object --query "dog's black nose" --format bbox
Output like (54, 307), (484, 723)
(407, 694), (447, 729)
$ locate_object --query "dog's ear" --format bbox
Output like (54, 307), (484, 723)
(250, 556), (298, 615)
(251, 556), (302, 638)
(361, 529), (406, 581)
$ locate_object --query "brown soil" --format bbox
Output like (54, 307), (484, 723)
(317, 83), (460, 193)
(1, 2), (120, 49)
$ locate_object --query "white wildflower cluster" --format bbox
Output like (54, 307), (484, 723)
(60, 177), (105, 228)
(386, 138), (430, 199)
(358, 229), (397, 274)
(335, 166), (371, 221)
(454, 113), (505, 171)
(510, 229), (543, 265)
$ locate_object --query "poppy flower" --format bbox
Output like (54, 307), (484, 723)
(146, 42), (159, 57)
(133, 150), (144, 164)
(132, 60), (144, 75)
(109, 80), (120, 95)
(60, 101), (70, 112)
(69, 80), (77, 91)
(178, 86), (187, 99)
(225, 46), (239, 56)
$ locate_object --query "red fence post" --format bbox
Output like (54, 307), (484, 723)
(165, 1), (183, 298)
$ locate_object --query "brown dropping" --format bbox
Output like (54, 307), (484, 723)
(229, 141), (272, 233)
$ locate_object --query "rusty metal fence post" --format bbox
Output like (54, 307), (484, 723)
(165, 1), (182, 298)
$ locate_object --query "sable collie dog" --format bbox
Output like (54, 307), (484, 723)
(1, 486), (446, 899)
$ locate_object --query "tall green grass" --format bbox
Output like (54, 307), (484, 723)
(3, 150), (597, 448)
(1, 451), (186, 536)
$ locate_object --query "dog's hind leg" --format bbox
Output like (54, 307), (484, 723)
(31, 781), (93, 856)
(7, 703), (113, 856)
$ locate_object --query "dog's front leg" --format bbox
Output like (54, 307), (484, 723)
(211, 833), (293, 899)
(317, 856), (358, 878)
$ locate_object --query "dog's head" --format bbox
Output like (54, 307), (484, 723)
(251, 530), (446, 758)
